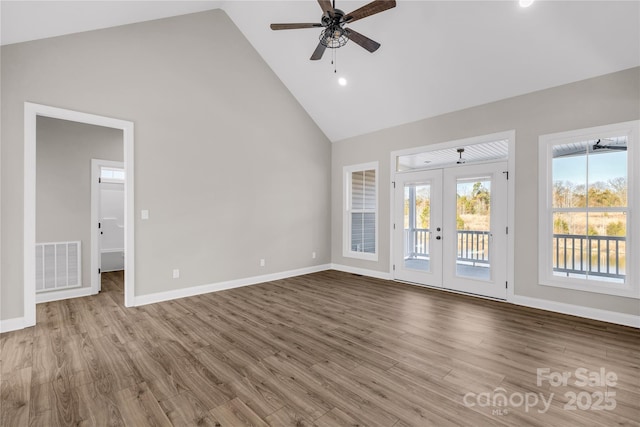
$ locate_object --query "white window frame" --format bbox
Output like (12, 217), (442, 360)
(343, 162), (379, 261)
(538, 120), (640, 299)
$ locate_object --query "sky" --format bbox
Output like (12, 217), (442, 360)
(553, 151), (627, 185)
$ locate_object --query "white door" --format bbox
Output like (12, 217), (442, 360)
(393, 170), (443, 287)
(91, 160), (124, 293)
(442, 162), (508, 299)
(100, 179), (125, 273)
(393, 162), (508, 299)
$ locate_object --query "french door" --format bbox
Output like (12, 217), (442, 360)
(394, 162), (508, 299)
(393, 170), (444, 286)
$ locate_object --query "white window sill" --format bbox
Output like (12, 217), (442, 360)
(343, 251), (378, 262)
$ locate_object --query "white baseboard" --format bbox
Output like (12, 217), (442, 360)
(133, 264), (332, 306)
(331, 266), (638, 328)
(0, 317), (26, 334)
(509, 295), (640, 328)
(5, 264), (636, 332)
(330, 263), (392, 280)
(35, 286), (95, 304)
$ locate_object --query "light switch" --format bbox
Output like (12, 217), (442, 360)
(141, 210), (149, 220)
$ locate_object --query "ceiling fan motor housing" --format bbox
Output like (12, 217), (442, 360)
(322, 9), (345, 27)
(320, 9), (348, 48)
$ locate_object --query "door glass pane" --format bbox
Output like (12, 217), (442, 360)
(403, 183), (431, 271)
(456, 178), (491, 280)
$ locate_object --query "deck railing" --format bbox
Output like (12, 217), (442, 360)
(404, 228), (430, 259)
(404, 229), (490, 264)
(404, 229), (626, 279)
(457, 230), (490, 264)
(553, 234), (626, 279)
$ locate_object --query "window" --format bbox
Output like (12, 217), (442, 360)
(100, 167), (125, 183)
(539, 121), (639, 298)
(344, 162), (378, 261)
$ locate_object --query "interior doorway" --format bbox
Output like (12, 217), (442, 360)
(23, 103), (135, 327)
(34, 117), (124, 304)
(92, 160), (125, 294)
(391, 133), (513, 300)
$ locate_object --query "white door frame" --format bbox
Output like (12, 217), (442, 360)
(24, 102), (135, 327)
(91, 159), (125, 294)
(390, 130), (515, 300)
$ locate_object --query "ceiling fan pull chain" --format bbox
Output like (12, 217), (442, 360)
(332, 48), (337, 73)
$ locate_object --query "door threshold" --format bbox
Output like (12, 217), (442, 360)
(393, 279), (507, 302)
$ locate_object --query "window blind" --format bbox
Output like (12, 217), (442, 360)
(351, 169), (376, 253)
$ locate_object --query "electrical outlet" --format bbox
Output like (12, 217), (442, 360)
(172, 269), (180, 279)
(260, 259), (265, 267)
(312, 252), (317, 259)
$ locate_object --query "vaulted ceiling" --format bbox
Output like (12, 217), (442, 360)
(2, 1), (639, 142)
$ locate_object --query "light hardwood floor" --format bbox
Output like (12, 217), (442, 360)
(1, 270), (639, 426)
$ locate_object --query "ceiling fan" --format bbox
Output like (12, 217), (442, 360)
(592, 139), (627, 152)
(270, 0), (396, 60)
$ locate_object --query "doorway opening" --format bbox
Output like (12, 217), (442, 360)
(391, 132), (514, 300)
(92, 160), (125, 296)
(24, 103), (135, 327)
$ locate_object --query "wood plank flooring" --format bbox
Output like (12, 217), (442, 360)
(1, 270), (639, 426)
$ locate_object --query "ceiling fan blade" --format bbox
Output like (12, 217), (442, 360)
(593, 145), (627, 151)
(270, 23), (322, 30)
(317, 0), (333, 15)
(310, 42), (327, 60)
(344, 28), (380, 52)
(343, 0), (396, 23)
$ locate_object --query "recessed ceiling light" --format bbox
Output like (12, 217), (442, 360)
(519, 0), (534, 7)
(338, 77), (347, 86)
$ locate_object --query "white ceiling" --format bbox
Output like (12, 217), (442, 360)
(398, 139), (509, 171)
(2, 1), (639, 142)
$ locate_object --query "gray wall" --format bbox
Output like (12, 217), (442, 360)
(36, 117), (123, 288)
(1, 9), (332, 320)
(332, 67), (640, 316)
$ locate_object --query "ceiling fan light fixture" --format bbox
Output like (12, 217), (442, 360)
(270, 0), (396, 61)
(338, 77), (348, 86)
(319, 27), (348, 48)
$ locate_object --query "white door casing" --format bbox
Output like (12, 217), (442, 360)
(24, 102), (134, 328)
